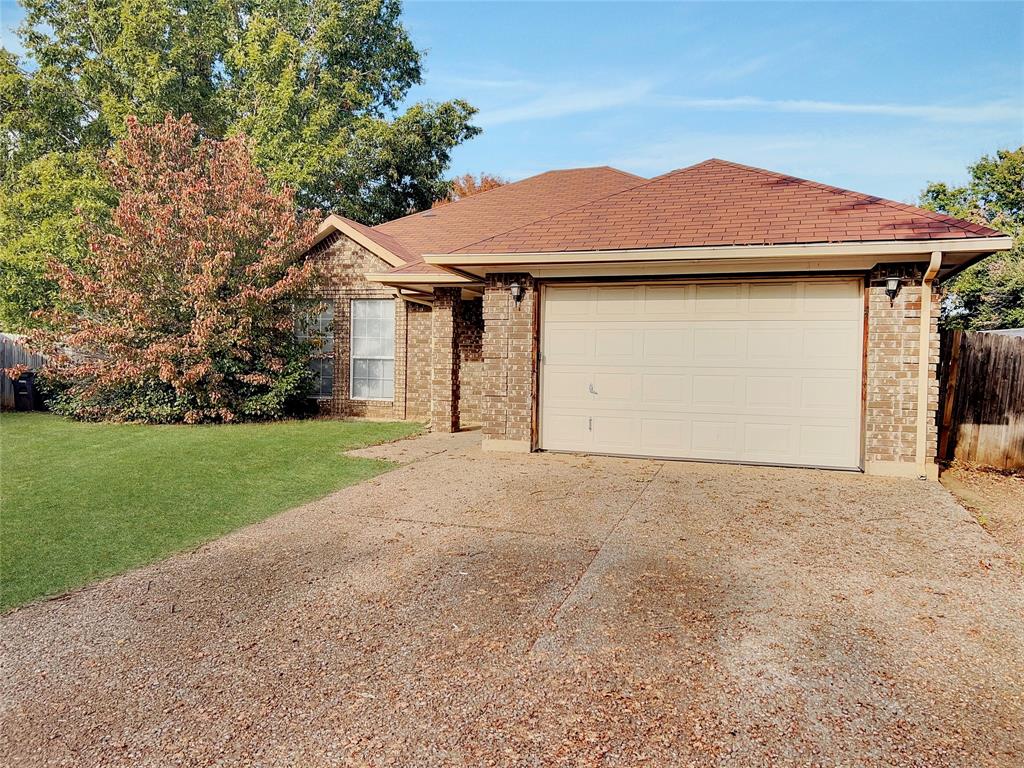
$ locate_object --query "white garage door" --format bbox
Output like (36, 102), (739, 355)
(539, 279), (864, 469)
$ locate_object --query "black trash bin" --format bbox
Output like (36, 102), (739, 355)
(13, 371), (42, 411)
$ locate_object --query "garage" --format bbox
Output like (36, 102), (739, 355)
(539, 278), (864, 469)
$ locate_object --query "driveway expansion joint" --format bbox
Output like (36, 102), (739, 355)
(528, 462), (666, 654)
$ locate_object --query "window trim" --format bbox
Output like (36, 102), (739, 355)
(349, 298), (396, 402)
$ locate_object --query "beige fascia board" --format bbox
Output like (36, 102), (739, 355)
(424, 236), (1013, 270)
(314, 214), (406, 268)
(433, 253), (948, 280)
(524, 255), (890, 279)
(363, 272), (481, 286)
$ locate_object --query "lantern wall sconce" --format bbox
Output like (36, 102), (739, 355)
(885, 276), (902, 304)
(509, 281), (524, 307)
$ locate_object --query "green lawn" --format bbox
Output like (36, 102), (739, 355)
(0, 414), (420, 612)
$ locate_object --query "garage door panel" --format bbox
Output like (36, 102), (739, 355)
(804, 280), (864, 317)
(692, 374), (740, 407)
(640, 373), (692, 404)
(544, 369), (592, 401)
(544, 327), (590, 363)
(691, 420), (740, 455)
(643, 284), (692, 315)
(693, 326), (744, 361)
(800, 377), (858, 411)
(743, 422), (796, 462)
(543, 413), (591, 450)
(640, 418), (691, 452)
(540, 279), (863, 469)
(544, 286), (593, 319)
(798, 424), (858, 464)
(594, 328), (636, 361)
(593, 415), (637, 450)
(596, 286), (639, 314)
(801, 326), (861, 364)
(748, 281), (799, 314)
(593, 371), (634, 402)
(746, 376), (795, 409)
(694, 283), (743, 313)
(643, 328), (692, 361)
(745, 327), (795, 361)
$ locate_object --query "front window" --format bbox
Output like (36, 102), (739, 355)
(351, 299), (395, 400)
(297, 303), (334, 398)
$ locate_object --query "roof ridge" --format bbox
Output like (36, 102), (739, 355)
(597, 165), (647, 181)
(642, 158), (721, 184)
(451, 159), (753, 254)
(451, 170), (663, 254)
(371, 170), (554, 231)
(702, 158), (998, 236)
(371, 166), (642, 233)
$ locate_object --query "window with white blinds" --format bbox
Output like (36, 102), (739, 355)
(350, 299), (395, 400)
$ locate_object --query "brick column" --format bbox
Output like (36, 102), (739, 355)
(864, 265), (941, 478)
(481, 274), (536, 452)
(430, 287), (461, 432)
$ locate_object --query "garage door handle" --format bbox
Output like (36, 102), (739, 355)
(588, 383), (598, 395)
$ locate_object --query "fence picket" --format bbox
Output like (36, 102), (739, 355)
(0, 334), (48, 411)
(938, 330), (1024, 470)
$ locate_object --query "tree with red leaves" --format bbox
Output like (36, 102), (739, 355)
(432, 173), (507, 207)
(33, 115), (321, 423)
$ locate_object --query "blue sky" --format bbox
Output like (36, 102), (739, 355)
(3, 1), (1022, 202)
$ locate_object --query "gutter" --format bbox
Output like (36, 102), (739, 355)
(424, 236), (1013, 267)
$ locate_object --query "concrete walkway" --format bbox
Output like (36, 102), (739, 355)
(2, 432), (1022, 767)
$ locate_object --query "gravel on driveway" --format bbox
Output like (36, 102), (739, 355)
(2, 432), (1022, 767)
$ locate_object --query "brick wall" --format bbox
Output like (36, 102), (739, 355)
(865, 265), (941, 467)
(309, 233), (409, 419)
(481, 274), (537, 448)
(430, 288), (460, 432)
(308, 232), (484, 429)
(458, 298), (484, 425)
(404, 303), (433, 421)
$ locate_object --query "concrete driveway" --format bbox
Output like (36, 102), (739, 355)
(2, 431), (1022, 767)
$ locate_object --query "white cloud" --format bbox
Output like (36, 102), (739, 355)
(476, 81), (655, 127)
(660, 96), (1022, 124)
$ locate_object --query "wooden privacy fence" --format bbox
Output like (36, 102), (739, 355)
(1, 334), (48, 410)
(938, 330), (1024, 470)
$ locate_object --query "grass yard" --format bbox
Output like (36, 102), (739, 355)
(0, 414), (420, 612)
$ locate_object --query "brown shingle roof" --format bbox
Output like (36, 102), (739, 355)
(337, 216), (419, 263)
(452, 159), (1001, 255)
(371, 167), (645, 261)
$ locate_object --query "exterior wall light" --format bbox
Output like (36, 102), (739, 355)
(885, 276), (902, 304)
(509, 281), (524, 306)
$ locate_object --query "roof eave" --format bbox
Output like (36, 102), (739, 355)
(312, 214), (408, 268)
(426, 236), (1013, 267)
(363, 271), (484, 287)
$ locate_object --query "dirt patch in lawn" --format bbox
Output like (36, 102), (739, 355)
(941, 462), (1024, 562)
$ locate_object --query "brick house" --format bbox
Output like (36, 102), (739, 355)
(307, 159), (1010, 480)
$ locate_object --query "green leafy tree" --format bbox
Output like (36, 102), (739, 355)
(0, 144), (116, 331)
(920, 147), (1024, 330)
(0, 0), (479, 331)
